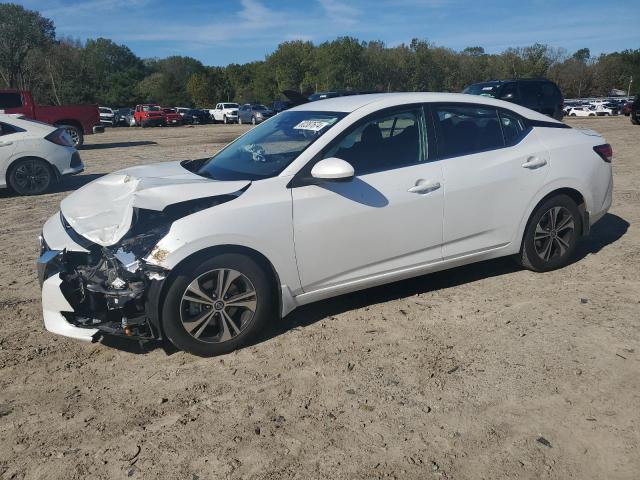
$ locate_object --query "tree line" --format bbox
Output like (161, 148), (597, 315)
(1, 3), (638, 109)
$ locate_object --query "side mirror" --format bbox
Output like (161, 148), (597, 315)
(310, 157), (355, 182)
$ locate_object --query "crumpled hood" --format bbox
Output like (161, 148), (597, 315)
(60, 161), (250, 246)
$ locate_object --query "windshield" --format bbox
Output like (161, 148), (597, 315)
(163, 108), (176, 113)
(143, 105), (160, 112)
(195, 110), (346, 181)
(253, 105), (268, 111)
(463, 83), (500, 97)
(223, 103), (238, 109)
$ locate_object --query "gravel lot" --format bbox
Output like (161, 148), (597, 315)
(0, 117), (638, 479)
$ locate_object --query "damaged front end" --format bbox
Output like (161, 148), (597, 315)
(39, 193), (245, 342)
(38, 161), (251, 342)
(39, 211), (171, 340)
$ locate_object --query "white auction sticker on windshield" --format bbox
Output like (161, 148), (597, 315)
(294, 120), (330, 131)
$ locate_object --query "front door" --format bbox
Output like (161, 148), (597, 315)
(292, 105), (444, 293)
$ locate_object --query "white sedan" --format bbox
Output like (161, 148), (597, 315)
(567, 106), (597, 117)
(38, 93), (613, 356)
(1, 114), (83, 195)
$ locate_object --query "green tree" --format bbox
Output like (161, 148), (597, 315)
(186, 67), (232, 107)
(0, 3), (55, 88)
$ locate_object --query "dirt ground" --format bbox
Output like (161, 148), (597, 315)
(0, 117), (638, 480)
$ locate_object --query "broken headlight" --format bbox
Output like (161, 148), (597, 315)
(117, 194), (241, 258)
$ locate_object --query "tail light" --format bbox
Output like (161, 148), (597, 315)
(45, 128), (74, 147)
(593, 144), (612, 163)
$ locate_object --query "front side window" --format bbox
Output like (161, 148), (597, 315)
(194, 110), (345, 180)
(463, 83), (499, 98)
(500, 83), (519, 100)
(434, 105), (503, 157)
(322, 107), (425, 175)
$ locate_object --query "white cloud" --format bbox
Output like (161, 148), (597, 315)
(317, 0), (360, 25)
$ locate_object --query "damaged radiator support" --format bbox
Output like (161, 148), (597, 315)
(59, 246), (167, 340)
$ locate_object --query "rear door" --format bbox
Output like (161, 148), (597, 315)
(432, 103), (549, 258)
(292, 105), (444, 292)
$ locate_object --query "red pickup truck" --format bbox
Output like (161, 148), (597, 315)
(0, 90), (103, 147)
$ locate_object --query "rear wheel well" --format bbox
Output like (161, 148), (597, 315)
(54, 119), (84, 133)
(521, 188), (587, 252)
(154, 245), (282, 338)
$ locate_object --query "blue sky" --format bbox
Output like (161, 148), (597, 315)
(17, 0), (640, 66)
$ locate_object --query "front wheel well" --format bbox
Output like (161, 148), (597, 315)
(153, 245), (282, 338)
(6, 156), (58, 186)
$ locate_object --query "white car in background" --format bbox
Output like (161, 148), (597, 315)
(99, 107), (115, 127)
(38, 93), (613, 356)
(1, 114), (83, 195)
(567, 106), (597, 117)
(210, 103), (240, 124)
(594, 104), (617, 116)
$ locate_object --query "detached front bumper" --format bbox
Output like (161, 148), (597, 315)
(38, 214), (167, 342)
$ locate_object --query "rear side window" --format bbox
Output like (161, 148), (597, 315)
(0, 92), (23, 109)
(540, 82), (559, 99)
(0, 122), (20, 136)
(434, 105), (503, 157)
(499, 110), (528, 145)
(520, 82), (542, 102)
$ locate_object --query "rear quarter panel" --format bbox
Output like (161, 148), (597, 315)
(514, 126), (612, 241)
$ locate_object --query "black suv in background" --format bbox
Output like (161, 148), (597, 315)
(463, 79), (564, 121)
(630, 95), (640, 125)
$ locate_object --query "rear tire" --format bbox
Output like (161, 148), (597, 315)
(57, 124), (83, 148)
(631, 116), (639, 125)
(162, 253), (275, 357)
(517, 194), (582, 272)
(8, 157), (54, 195)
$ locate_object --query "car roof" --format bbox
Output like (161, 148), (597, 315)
(288, 92), (560, 122)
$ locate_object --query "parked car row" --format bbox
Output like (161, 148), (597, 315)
(562, 98), (625, 117)
(100, 103), (247, 127)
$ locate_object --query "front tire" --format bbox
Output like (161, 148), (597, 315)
(8, 157), (54, 195)
(517, 194), (581, 272)
(162, 253), (274, 357)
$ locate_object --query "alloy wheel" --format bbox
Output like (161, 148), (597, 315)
(13, 159), (51, 194)
(179, 268), (257, 343)
(533, 206), (576, 262)
(65, 127), (80, 146)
